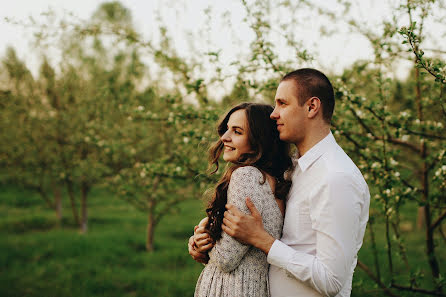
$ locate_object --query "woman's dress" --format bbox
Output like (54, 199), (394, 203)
(194, 166), (284, 297)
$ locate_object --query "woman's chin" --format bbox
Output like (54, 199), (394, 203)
(223, 154), (235, 163)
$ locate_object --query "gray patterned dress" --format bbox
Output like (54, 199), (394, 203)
(194, 166), (284, 297)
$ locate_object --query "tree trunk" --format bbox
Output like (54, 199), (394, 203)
(416, 206), (425, 230)
(66, 180), (81, 226)
(146, 212), (155, 252)
(80, 182), (89, 234)
(414, 65), (426, 231)
(53, 184), (62, 224)
(37, 187), (53, 209)
(146, 177), (160, 252)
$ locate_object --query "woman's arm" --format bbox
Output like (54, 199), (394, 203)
(209, 166), (265, 273)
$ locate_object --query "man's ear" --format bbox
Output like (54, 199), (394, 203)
(307, 97), (321, 119)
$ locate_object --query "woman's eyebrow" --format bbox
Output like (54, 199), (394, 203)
(228, 125), (244, 131)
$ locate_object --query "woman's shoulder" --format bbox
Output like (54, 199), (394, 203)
(230, 166), (263, 183)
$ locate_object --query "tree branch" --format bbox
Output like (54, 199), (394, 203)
(357, 260), (401, 297)
(430, 209), (446, 231)
(391, 284), (446, 296)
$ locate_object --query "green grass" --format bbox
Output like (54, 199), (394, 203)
(0, 185), (205, 297)
(0, 185), (444, 297)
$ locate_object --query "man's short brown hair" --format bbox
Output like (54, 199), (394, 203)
(281, 68), (335, 123)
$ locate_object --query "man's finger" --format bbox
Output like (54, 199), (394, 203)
(195, 236), (212, 247)
(222, 217), (237, 231)
(194, 232), (210, 241)
(196, 242), (214, 253)
(223, 209), (238, 223)
(188, 235), (195, 247)
(225, 203), (244, 216)
(188, 236), (198, 255)
(246, 197), (261, 219)
(222, 222), (235, 236)
(194, 226), (207, 236)
(198, 217), (208, 227)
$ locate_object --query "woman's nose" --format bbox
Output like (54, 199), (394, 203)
(221, 130), (231, 142)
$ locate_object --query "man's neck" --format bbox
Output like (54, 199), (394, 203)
(295, 126), (330, 157)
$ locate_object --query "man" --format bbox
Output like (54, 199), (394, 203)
(189, 68), (370, 297)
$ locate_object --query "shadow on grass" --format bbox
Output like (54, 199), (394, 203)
(0, 216), (85, 233)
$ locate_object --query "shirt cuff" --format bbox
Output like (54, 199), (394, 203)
(267, 239), (296, 270)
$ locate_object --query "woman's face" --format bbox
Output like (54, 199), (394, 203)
(220, 109), (252, 163)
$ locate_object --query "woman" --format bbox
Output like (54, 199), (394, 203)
(193, 102), (293, 297)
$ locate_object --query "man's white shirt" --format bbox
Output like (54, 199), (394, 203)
(267, 132), (370, 297)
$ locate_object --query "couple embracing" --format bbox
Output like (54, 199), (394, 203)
(188, 68), (370, 297)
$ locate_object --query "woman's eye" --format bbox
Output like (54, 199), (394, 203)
(234, 130), (242, 135)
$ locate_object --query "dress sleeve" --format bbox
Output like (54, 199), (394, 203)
(208, 166), (266, 273)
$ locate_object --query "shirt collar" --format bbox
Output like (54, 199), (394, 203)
(297, 131), (336, 173)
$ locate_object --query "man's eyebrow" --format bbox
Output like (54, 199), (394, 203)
(275, 97), (287, 102)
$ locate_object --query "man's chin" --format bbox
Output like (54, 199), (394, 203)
(279, 133), (288, 141)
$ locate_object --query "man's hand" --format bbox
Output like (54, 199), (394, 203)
(188, 235), (209, 264)
(188, 217), (214, 264)
(194, 225), (214, 252)
(222, 197), (276, 254)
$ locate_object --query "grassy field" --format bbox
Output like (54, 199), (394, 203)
(0, 185), (444, 297)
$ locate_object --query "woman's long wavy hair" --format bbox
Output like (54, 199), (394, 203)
(205, 103), (293, 242)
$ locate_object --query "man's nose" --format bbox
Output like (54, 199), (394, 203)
(270, 108), (279, 120)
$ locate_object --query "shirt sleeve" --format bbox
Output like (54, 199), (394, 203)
(208, 166), (266, 273)
(267, 172), (366, 296)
